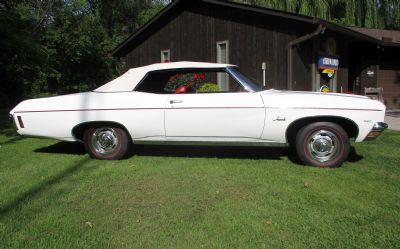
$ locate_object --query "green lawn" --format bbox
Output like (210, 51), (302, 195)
(0, 115), (399, 248)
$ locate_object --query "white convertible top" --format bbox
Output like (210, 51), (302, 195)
(94, 61), (235, 92)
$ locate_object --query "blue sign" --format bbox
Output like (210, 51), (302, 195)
(318, 56), (339, 70)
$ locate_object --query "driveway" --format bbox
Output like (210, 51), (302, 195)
(386, 110), (400, 131)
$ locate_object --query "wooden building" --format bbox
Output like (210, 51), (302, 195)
(112, 0), (400, 109)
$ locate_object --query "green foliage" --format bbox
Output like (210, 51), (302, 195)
(0, 2), (47, 104)
(0, 0), (169, 106)
(197, 83), (222, 93)
(138, 0), (169, 26)
(235, 0), (400, 30)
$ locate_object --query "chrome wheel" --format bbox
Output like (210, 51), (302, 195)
(90, 128), (119, 155)
(296, 122), (350, 167)
(306, 130), (340, 162)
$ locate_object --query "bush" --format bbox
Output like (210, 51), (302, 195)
(0, 91), (9, 108)
(197, 83), (221, 93)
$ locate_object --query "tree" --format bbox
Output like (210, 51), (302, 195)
(234, 0), (400, 30)
(0, 1), (50, 106)
(86, 0), (168, 41)
(0, 0), (170, 107)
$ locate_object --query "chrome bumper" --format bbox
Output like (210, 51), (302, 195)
(365, 122), (388, 140)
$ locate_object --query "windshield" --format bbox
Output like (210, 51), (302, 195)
(226, 67), (262, 92)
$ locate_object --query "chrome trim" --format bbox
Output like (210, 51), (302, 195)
(226, 67), (261, 92)
(91, 128), (119, 155)
(134, 140), (287, 147)
(170, 100), (183, 104)
(285, 115), (360, 143)
(306, 129), (340, 163)
(365, 122), (388, 140)
(372, 122), (388, 131)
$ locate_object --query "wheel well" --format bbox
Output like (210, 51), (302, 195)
(72, 121), (130, 141)
(285, 116), (359, 146)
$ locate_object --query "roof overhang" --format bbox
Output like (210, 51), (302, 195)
(111, 0), (184, 57)
(111, 0), (397, 57)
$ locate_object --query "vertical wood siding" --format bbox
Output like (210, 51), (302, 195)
(125, 2), (316, 90)
(378, 47), (400, 109)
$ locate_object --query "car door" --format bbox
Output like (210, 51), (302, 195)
(165, 92), (265, 141)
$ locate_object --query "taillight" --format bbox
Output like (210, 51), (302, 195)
(17, 116), (25, 128)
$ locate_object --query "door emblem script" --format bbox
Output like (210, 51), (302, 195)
(273, 116), (286, 121)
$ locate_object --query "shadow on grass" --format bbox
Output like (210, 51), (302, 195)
(0, 116), (24, 145)
(0, 136), (25, 146)
(34, 141), (290, 160)
(130, 144), (295, 161)
(34, 141), (86, 155)
(33, 142), (364, 165)
(130, 145), (363, 165)
(347, 146), (364, 163)
(0, 127), (17, 136)
(0, 157), (90, 219)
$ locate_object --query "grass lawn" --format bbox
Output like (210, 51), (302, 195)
(0, 112), (399, 248)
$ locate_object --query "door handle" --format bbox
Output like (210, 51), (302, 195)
(170, 100), (183, 104)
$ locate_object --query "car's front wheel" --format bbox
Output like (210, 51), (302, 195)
(84, 126), (130, 160)
(295, 122), (350, 167)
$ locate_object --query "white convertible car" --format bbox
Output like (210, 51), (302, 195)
(10, 62), (388, 167)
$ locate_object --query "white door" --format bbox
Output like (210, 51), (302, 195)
(165, 92), (265, 141)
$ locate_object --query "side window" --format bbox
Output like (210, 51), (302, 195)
(165, 71), (243, 94)
(135, 71), (172, 94)
(135, 69), (245, 94)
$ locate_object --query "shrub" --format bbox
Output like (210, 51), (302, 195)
(197, 83), (221, 93)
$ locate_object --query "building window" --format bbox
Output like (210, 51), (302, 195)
(161, 49), (170, 63)
(217, 41), (229, 90)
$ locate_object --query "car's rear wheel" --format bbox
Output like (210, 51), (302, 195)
(84, 126), (130, 160)
(295, 122), (350, 167)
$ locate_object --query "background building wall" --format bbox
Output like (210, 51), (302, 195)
(125, 2), (315, 90)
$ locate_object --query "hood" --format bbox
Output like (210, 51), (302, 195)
(261, 89), (368, 99)
(261, 89), (386, 111)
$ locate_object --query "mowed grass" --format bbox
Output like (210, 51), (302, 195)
(0, 117), (399, 248)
